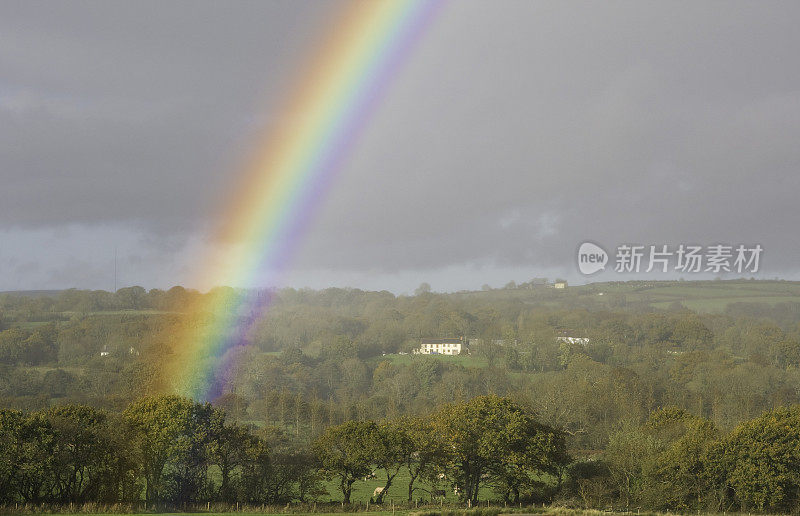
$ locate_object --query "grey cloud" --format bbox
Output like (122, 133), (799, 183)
(1, 1), (799, 291)
(0, 1), (333, 230)
(300, 2), (800, 275)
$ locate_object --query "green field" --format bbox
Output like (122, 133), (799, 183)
(3, 509), (742, 516)
(447, 279), (800, 315)
(576, 279), (800, 313)
(650, 295), (800, 312)
(12, 320), (60, 329)
(59, 309), (170, 316)
(379, 354), (488, 369)
(318, 467), (500, 504)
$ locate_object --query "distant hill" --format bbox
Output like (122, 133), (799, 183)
(3, 279), (800, 314)
(0, 290), (63, 298)
(449, 279), (800, 314)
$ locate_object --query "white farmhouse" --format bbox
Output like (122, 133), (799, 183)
(416, 338), (464, 355)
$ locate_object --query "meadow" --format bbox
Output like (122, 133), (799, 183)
(572, 279), (800, 312)
(0, 508), (776, 516)
(379, 354), (488, 369)
(314, 468), (507, 505)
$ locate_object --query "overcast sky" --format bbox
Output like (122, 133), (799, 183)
(2, 1), (799, 293)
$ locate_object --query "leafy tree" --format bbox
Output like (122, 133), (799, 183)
(41, 369), (74, 398)
(490, 416), (567, 503)
(643, 408), (719, 510)
(371, 420), (406, 503)
(313, 420), (378, 504)
(15, 412), (57, 502)
(21, 330), (57, 365)
(398, 416), (447, 501)
(206, 417), (255, 502)
(123, 395), (216, 504)
(0, 409), (24, 502)
(434, 395), (566, 504)
(258, 449), (324, 503)
(0, 328), (27, 364)
(563, 459), (614, 509)
(235, 433), (272, 503)
(603, 421), (660, 508)
(45, 405), (136, 503)
(710, 405), (800, 512)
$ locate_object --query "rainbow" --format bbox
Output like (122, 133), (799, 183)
(168, 0), (444, 400)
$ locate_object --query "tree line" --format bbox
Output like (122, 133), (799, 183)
(575, 404), (800, 513)
(0, 394), (564, 507)
(0, 394), (331, 506)
(4, 394), (800, 512)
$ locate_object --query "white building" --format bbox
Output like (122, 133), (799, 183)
(556, 336), (590, 345)
(416, 338), (464, 355)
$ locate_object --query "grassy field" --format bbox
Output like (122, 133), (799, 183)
(449, 279), (800, 314)
(576, 279), (800, 313)
(59, 309), (170, 316)
(12, 321), (61, 329)
(650, 295), (800, 312)
(319, 467), (498, 504)
(0, 509), (767, 516)
(0, 513), (525, 516)
(379, 354), (488, 369)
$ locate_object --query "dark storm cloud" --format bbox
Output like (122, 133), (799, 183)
(0, 1), (333, 230)
(1, 1), (799, 290)
(301, 2), (800, 275)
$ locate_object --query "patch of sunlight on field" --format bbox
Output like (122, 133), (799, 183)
(379, 354), (488, 369)
(651, 295), (800, 313)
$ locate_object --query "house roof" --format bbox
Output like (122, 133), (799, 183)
(421, 338), (463, 344)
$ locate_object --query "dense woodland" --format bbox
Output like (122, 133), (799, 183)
(3, 281), (800, 511)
